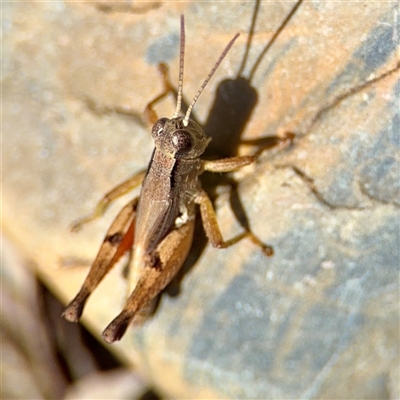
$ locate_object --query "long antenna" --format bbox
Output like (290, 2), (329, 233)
(183, 32), (240, 126)
(173, 15), (185, 118)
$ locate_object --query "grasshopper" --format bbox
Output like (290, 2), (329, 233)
(62, 15), (274, 343)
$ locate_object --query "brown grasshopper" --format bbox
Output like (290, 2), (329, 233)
(62, 15), (274, 343)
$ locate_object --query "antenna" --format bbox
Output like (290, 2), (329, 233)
(173, 15), (185, 119)
(183, 32), (240, 126)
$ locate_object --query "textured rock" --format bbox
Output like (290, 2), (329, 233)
(3, 1), (399, 398)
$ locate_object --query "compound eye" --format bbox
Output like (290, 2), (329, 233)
(172, 130), (193, 153)
(152, 118), (168, 138)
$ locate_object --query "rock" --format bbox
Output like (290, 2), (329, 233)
(3, 1), (398, 398)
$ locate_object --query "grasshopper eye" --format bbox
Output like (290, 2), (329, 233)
(172, 130), (193, 154)
(152, 118), (168, 138)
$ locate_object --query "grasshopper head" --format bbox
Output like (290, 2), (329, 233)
(149, 16), (238, 161)
(151, 116), (210, 159)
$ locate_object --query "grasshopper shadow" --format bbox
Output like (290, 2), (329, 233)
(164, 1), (303, 299)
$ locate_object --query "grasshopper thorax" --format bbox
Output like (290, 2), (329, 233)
(151, 116), (210, 160)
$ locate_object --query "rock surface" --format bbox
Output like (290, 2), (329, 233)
(3, 1), (399, 398)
